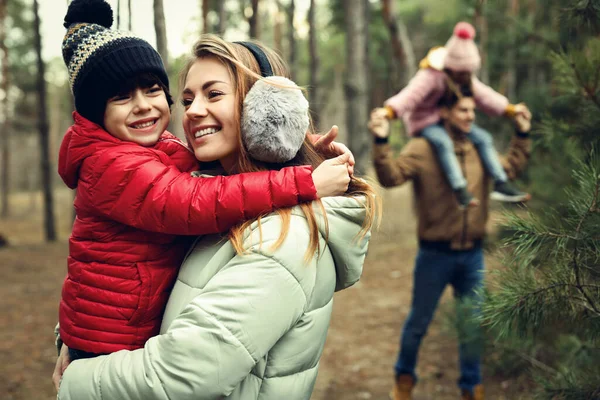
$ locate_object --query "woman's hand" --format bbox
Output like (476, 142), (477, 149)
(368, 109), (390, 139)
(313, 125), (355, 176)
(52, 344), (71, 392)
(312, 153), (351, 198)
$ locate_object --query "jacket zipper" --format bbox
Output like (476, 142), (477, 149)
(459, 147), (468, 248)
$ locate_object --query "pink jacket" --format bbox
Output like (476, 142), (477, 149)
(384, 68), (510, 136)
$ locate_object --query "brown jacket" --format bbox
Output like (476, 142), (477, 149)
(373, 131), (531, 250)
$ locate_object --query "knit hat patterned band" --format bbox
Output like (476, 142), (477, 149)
(62, 0), (170, 125)
(443, 22), (481, 73)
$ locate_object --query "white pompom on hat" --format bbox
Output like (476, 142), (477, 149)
(443, 22), (481, 72)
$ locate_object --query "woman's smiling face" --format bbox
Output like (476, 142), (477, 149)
(182, 57), (240, 172)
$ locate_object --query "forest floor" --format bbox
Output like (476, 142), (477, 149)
(1, 185), (534, 400)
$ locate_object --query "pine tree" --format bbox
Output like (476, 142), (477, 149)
(482, 1), (600, 398)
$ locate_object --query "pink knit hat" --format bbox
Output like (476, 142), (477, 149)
(443, 22), (481, 72)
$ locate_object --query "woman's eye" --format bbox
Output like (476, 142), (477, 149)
(208, 90), (223, 99)
(181, 98), (193, 107)
(148, 85), (163, 94)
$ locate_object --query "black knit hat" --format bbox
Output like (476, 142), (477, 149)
(62, 0), (170, 126)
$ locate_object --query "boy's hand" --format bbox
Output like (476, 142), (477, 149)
(313, 125), (355, 176)
(514, 113), (531, 133)
(52, 344), (71, 392)
(368, 109), (390, 139)
(312, 153), (351, 198)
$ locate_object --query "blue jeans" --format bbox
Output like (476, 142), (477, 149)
(421, 123), (508, 190)
(394, 243), (485, 391)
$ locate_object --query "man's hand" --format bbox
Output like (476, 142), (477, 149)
(312, 153), (351, 198)
(52, 344), (71, 392)
(313, 125), (355, 175)
(368, 109), (390, 139)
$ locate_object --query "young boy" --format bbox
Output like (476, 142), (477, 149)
(57, 0), (349, 361)
(377, 22), (531, 208)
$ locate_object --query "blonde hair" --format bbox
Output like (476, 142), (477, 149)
(180, 34), (381, 262)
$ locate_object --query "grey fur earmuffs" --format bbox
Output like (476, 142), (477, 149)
(236, 41), (309, 163)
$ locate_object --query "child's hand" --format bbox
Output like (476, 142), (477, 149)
(313, 125), (355, 176)
(368, 109), (390, 139)
(52, 344), (71, 392)
(514, 113), (531, 133)
(312, 153), (351, 198)
(514, 103), (531, 120)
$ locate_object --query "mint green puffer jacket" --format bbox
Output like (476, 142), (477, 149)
(58, 196), (372, 400)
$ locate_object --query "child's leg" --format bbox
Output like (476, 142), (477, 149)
(421, 124), (467, 190)
(466, 124), (508, 182)
(468, 124), (530, 202)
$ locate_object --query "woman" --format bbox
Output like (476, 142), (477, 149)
(54, 35), (380, 400)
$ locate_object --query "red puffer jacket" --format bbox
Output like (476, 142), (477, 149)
(58, 113), (317, 354)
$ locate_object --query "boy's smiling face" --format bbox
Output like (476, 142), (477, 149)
(103, 84), (170, 147)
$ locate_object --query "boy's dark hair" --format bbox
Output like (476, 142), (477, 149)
(87, 73), (173, 128)
(438, 81), (474, 109)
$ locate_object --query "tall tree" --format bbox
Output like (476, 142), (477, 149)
(201, 0), (209, 34)
(474, 0), (489, 84)
(128, 0), (132, 30)
(248, 0), (260, 39)
(344, 0), (370, 174)
(217, 0), (226, 35)
(380, 0), (416, 87)
(0, 0), (9, 218)
(32, 0), (56, 241)
(153, 0), (169, 70)
(116, 0), (121, 29)
(286, 0), (296, 80)
(308, 0), (319, 126)
(506, 0), (519, 100)
(482, 2), (600, 397)
(273, 0), (283, 54)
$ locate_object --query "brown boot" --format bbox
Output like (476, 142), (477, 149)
(390, 374), (414, 400)
(461, 384), (484, 400)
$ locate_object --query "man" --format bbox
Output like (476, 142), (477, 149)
(369, 85), (531, 400)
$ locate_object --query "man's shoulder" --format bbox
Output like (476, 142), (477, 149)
(403, 137), (435, 155)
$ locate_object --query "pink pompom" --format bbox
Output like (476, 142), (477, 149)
(454, 22), (475, 39)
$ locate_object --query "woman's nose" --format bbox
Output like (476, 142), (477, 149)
(185, 98), (208, 118)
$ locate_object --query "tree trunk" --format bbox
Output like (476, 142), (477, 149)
(308, 0), (319, 127)
(217, 0), (226, 35)
(128, 0), (132, 30)
(248, 0), (260, 39)
(116, 0), (121, 29)
(344, 0), (370, 175)
(32, 0), (56, 241)
(201, 0), (209, 34)
(0, 0), (9, 218)
(287, 0), (296, 81)
(474, 0), (489, 84)
(506, 0), (519, 99)
(273, 0), (283, 54)
(153, 0), (169, 70)
(380, 0), (415, 88)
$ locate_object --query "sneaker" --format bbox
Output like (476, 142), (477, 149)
(455, 187), (480, 209)
(490, 181), (531, 203)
